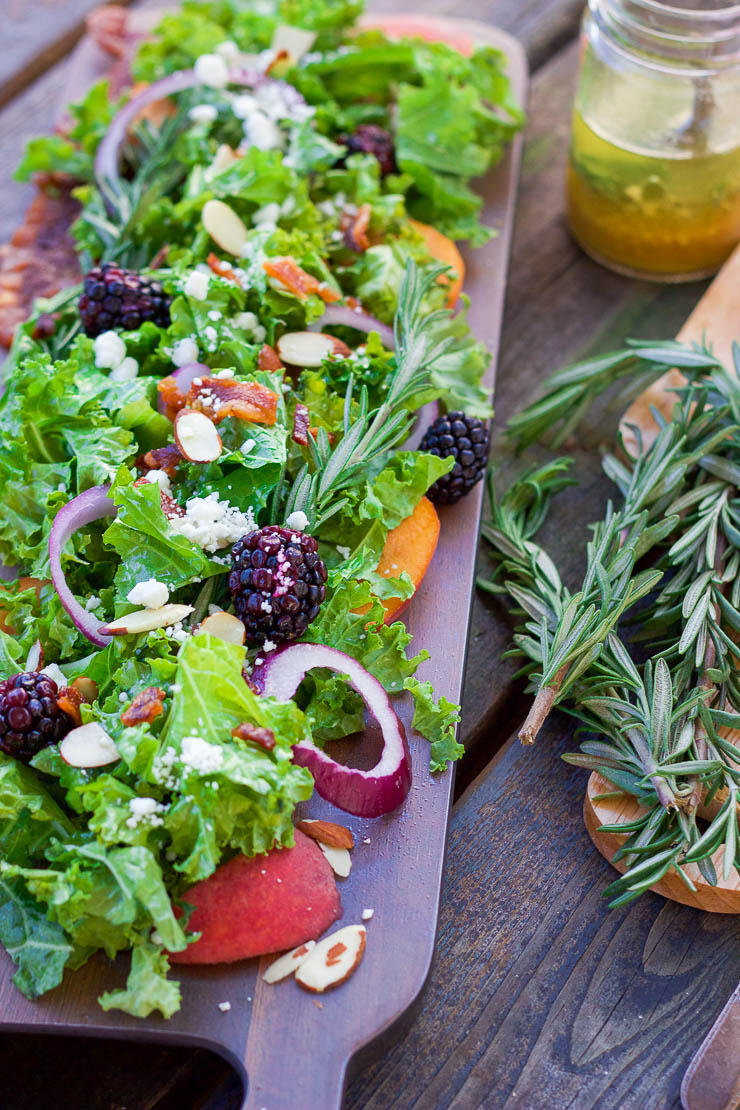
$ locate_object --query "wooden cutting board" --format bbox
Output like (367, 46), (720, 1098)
(0, 15), (527, 1110)
(584, 241), (740, 914)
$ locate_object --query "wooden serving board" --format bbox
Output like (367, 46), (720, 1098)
(585, 241), (740, 914)
(0, 15), (527, 1110)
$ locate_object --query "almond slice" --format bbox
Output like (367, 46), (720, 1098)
(202, 199), (248, 256)
(295, 925), (366, 993)
(317, 842), (351, 878)
(276, 331), (350, 368)
(101, 603), (194, 636)
(174, 409), (222, 463)
(297, 819), (354, 851)
(59, 722), (120, 768)
(262, 941), (316, 984)
(200, 611), (247, 645)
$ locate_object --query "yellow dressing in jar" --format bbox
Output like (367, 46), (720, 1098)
(567, 1), (740, 282)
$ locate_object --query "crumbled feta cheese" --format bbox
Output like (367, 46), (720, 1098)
(125, 796), (165, 829)
(208, 309), (223, 321)
(41, 663), (67, 687)
(110, 356), (139, 381)
(194, 53), (230, 88)
(127, 579), (169, 610)
(183, 271), (210, 300)
(363, 837), (371, 844)
(85, 595), (101, 611)
(182, 735), (224, 774)
(218, 1001), (232, 1012)
(232, 93), (259, 120)
(362, 908), (374, 921)
(119, 692), (128, 703)
(203, 325), (219, 350)
(171, 336), (199, 367)
(93, 330), (126, 370)
(215, 367), (234, 378)
(335, 545), (350, 560)
(285, 510), (309, 531)
(142, 469), (172, 495)
(151, 930), (163, 945)
(244, 111), (283, 151)
(168, 492), (256, 553)
(240, 438), (256, 456)
(189, 104), (218, 125)
(235, 311), (258, 331)
(215, 40), (240, 60)
(262, 639), (276, 653)
(253, 202), (281, 229)
(252, 324), (266, 343)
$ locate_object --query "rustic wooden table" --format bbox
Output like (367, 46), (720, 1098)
(2, 2), (739, 1108)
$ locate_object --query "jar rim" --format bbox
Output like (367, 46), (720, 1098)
(591, 0), (740, 69)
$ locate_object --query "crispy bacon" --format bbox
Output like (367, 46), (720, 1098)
(263, 257), (341, 304)
(57, 686), (83, 727)
(139, 444), (185, 477)
(156, 376), (188, 422)
(121, 686), (167, 727)
(207, 252), (241, 284)
(292, 403), (311, 446)
(231, 721), (276, 750)
(186, 377), (279, 426)
(258, 343), (283, 372)
(342, 204), (371, 253)
(133, 476), (186, 520)
(0, 185), (82, 348)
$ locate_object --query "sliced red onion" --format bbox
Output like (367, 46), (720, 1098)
(308, 305), (395, 350)
(49, 486), (117, 648)
(251, 643), (412, 817)
(156, 362), (209, 416)
(292, 403), (310, 446)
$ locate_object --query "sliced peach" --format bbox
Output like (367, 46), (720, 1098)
(408, 219), (465, 307)
(353, 497), (440, 624)
(169, 829), (342, 965)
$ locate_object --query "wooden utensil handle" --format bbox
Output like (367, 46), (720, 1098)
(242, 1054), (346, 1110)
(681, 981), (740, 1110)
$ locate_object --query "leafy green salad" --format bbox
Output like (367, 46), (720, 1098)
(0, 0), (522, 1016)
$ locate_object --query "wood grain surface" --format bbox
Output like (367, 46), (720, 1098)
(2, 0), (740, 1108)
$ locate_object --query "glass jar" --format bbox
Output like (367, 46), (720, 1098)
(566, 0), (740, 281)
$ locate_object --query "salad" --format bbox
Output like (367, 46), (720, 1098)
(0, 0), (522, 1016)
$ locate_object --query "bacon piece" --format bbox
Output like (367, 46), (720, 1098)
(185, 377), (278, 426)
(139, 444), (185, 477)
(121, 686), (167, 727)
(258, 344), (283, 372)
(342, 204), (371, 253)
(0, 185), (82, 348)
(133, 476), (186, 520)
(207, 252), (241, 284)
(263, 257), (341, 304)
(156, 376), (188, 422)
(231, 721), (276, 751)
(292, 403), (311, 446)
(57, 686), (83, 727)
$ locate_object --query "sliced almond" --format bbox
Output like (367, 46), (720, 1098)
(200, 611), (246, 645)
(59, 722), (120, 768)
(270, 24), (316, 62)
(205, 144), (241, 181)
(295, 925), (366, 993)
(101, 603), (194, 636)
(262, 941), (316, 984)
(25, 640), (43, 672)
(174, 409), (223, 463)
(297, 819), (354, 851)
(276, 332), (351, 368)
(317, 842), (351, 878)
(202, 199), (248, 256)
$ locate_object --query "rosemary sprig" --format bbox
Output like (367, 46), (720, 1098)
(482, 337), (740, 903)
(280, 261), (455, 529)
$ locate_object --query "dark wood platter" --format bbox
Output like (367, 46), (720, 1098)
(0, 17), (527, 1110)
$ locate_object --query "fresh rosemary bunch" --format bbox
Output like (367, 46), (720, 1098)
(482, 338), (740, 905)
(279, 261), (456, 529)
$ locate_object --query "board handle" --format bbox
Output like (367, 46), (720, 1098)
(681, 981), (740, 1110)
(242, 1044), (347, 1110)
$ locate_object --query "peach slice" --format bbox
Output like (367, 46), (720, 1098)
(376, 496), (440, 623)
(408, 219), (465, 307)
(169, 829), (342, 965)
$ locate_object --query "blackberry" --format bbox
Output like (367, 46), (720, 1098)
(229, 527), (328, 645)
(420, 411), (489, 505)
(339, 124), (397, 176)
(79, 263), (171, 337)
(0, 672), (72, 763)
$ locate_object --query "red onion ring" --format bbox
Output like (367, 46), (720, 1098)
(251, 643), (412, 817)
(156, 362), (209, 416)
(307, 305), (395, 349)
(49, 485), (118, 648)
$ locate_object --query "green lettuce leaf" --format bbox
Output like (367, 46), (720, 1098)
(404, 677), (463, 772)
(99, 941), (181, 1019)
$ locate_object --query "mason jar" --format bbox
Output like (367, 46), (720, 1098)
(567, 0), (740, 281)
